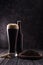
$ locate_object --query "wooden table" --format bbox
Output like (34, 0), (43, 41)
(0, 49), (43, 65)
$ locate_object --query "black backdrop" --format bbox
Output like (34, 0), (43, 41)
(0, 0), (43, 50)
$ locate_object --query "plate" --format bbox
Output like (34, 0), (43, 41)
(18, 50), (43, 60)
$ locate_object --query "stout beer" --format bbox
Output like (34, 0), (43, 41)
(7, 23), (19, 53)
(0, 23), (19, 58)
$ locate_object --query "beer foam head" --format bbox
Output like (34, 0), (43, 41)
(7, 23), (19, 29)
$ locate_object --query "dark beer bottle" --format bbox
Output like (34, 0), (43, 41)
(16, 20), (23, 54)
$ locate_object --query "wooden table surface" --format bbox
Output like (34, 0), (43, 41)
(0, 49), (43, 65)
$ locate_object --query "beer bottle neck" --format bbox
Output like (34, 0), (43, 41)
(17, 21), (22, 33)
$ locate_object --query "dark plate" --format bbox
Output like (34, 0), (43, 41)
(18, 50), (43, 60)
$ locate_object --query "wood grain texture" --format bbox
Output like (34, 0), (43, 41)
(0, 49), (43, 65)
(17, 59), (33, 65)
(4, 58), (18, 65)
(0, 49), (8, 64)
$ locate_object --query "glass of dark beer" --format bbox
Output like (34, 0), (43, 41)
(0, 23), (19, 58)
(7, 23), (19, 55)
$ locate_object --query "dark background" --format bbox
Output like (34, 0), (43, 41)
(0, 0), (43, 50)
